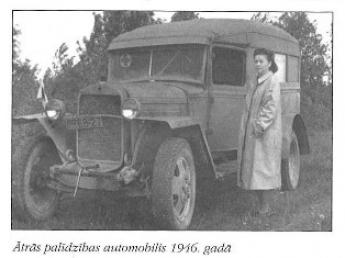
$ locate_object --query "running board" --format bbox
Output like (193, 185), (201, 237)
(215, 161), (238, 180)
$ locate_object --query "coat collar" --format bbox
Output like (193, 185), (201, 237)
(257, 71), (273, 85)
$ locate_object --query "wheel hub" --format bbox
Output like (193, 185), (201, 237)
(288, 136), (300, 189)
(172, 157), (192, 221)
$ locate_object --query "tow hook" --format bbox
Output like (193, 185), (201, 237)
(117, 166), (139, 184)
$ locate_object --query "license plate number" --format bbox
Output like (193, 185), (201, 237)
(66, 116), (103, 130)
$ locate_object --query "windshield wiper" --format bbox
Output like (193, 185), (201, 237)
(151, 77), (203, 86)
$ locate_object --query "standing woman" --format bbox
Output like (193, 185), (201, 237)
(238, 48), (282, 215)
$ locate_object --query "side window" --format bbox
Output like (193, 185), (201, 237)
(287, 55), (299, 82)
(212, 47), (245, 86)
(275, 54), (287, 83)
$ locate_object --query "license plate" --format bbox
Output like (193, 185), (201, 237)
(66, 116), (103, 130)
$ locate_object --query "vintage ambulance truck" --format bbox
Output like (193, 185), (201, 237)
(13, 19), (310, 229)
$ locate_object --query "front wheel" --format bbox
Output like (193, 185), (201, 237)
(151, 137), (196, 230)
(281, 131), (301, 191)
(12, 136), (61, 221)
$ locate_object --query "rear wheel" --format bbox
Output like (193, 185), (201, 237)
(12, 136), (61, 221)
(151, 137), (196, 230)
(281, 131), (301, 190)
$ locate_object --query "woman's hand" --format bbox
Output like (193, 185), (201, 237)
(253, 120), (264, 137)
(255, 77), (280, 134)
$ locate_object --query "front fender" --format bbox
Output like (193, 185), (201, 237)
(12, 113), (44, 124)
(282, 114), (310, 159)
(129, 118), (217, 182)
(13, 113), (75, 162)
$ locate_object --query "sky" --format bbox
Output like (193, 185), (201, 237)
(13, 11), (332, 78)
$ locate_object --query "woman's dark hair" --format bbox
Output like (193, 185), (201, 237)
(253, 48), (278, 73)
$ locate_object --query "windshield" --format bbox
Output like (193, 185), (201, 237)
(109, 44), (206, 83)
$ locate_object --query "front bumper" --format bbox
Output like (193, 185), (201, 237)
(48, 162), (145, 196)
(49, 162), (121, 192)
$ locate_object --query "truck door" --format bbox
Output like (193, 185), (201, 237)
(207, 46), (247, 154)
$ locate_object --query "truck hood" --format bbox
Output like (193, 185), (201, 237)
(81, 81), (198, 103)
(119, 81), (190, 104)
(81, 80), (205, 117)
(119, 81), (193, 117)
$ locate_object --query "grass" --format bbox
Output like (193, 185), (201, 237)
(11, 130), (332, 231)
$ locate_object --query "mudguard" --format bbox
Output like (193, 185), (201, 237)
(13, 113), (74, 162)
(282, 114), (310, 159)
(133, 116), (217, 178)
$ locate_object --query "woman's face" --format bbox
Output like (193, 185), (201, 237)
(254, 54), (271, 77)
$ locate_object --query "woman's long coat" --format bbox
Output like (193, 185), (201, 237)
(237, 71), (282, 190)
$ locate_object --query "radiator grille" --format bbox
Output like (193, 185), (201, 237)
(77, 94), (122, 162)
(79, 95), (121, 115)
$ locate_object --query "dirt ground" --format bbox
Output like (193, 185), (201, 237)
(11, 130), (332, 231)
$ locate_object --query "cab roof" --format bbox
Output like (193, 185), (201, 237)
(108, 19), (300, 56)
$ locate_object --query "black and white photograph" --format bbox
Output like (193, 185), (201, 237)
(11, 10), (333, 231)
(4, 0), (344, 257)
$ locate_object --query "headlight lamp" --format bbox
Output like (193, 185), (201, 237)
(46, 110), (58, 119)
(65, 149), (76, 162)
(45, 99), (66, 121)
(121, 98), (140, 120)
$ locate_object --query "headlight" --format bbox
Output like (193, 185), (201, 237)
(65, 149), (76, 162)
(45, 99), (66, 121)
(121, 98), (140, 120)
(46, 110), (58, 119)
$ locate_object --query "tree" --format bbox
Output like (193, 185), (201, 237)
(171, 11), (199, 22)
(12, 26), (20, 72)
(251, 12), (332, 130)
(12, 27), (40, 116)
(12, 26), (39, 83)
(12, 26), (43, 154)
(78, 11), (156, 82)
(52, 43), (75, 76)
(46, 11), (158, 112)
(276, 12), (330, 89)
(250, 12), (271, 23)
(251, 12), (330, 89)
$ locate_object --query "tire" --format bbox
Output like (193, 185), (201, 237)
(151, 137), (196, 230)
(12, 135), (61, 221)
(281, 130), (301, 191)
